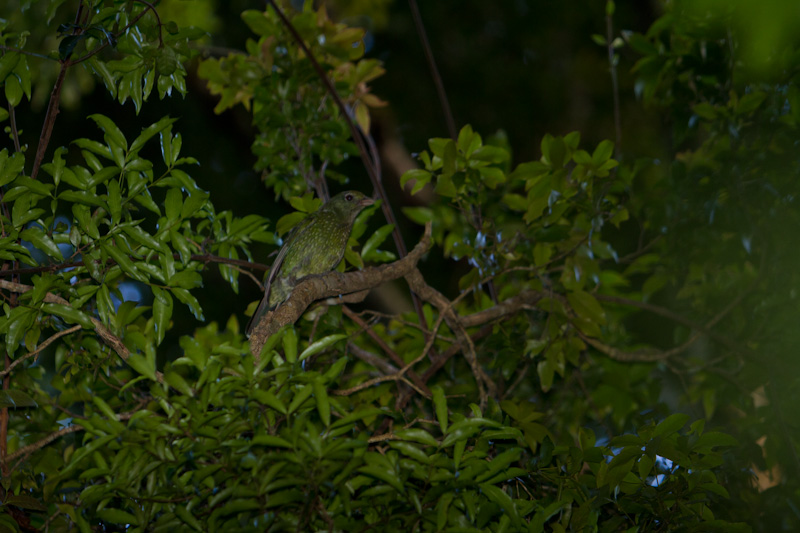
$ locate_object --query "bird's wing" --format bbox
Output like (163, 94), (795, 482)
(264, 213), (314, 300)
(246, 213), (314, 336)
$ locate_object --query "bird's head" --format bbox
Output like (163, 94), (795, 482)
(325, 190), (374, 224)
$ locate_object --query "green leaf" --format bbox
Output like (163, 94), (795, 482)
(130, 117), (178, 153)
(5, 494), (46, 511)
(20, 227), (63, 259)
(165, 187), (182, 221)
(394, 428), (438, 446)
(299, 333), (346, 362)
(174, 505), (203, 531)
(250, 435), (293, 448)
(653, 413), (689, 438)
(361, 224), (394, 260)
(96, 509), (139, 526)
(41, 303), (94, 329)
(101, 241), (145, 282)
(592, 139), (614, 165)
(165, 371), (194, 397)
(0, 149), (25, 187)
(358, 464), (405, 494)
(89, 113), (128, 152)
(693, 431), (738, 451)
(313, 378), (331, 426)
(92, 396), (117, 420)
(152, 286), (173, 345)
(127, 352), (157, 381)
(567, 290), (606, 325)
(401, 206), (433, 224)
(107, 178), (122, 223)
(283, 327), (298, 363)
(0, 52), (21, 83)
(400, 169), (431, 193)
(0, 390), (38, 408)
(436, 491), (454, 530)
(5, 74), (23, 106)
(692, 102), (717, 120)
(479, 483), (520, 525)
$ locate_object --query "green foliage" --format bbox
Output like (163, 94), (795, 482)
(0, 0), (796, 531)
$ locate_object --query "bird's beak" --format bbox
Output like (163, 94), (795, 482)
(359, 196), (375, 207)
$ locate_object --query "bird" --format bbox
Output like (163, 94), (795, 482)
(246, 190), (374, 337)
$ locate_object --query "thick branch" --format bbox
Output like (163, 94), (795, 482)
(248, 222), (432, 356)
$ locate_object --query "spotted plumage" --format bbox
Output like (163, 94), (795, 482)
(246, 190), (374, 336)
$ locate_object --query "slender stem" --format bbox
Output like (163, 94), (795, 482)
(605, 4), (621, 157)
(0, 252), (271, 277)
(0, 46), (55, 61)
(408, 0), (457, 140)
(0, 352), (8, 477)
(30, 61), (68, 181)
(8, 103), (20, 153)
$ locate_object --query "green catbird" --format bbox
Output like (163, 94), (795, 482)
(246, 190), (374, 337)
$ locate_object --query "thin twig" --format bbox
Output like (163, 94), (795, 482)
(0, 45), (56, 61)
(0, 325), (81, 378)
(9, 408), (140, 464)
(30, 61), (68, 181)
(595, 293), (755, 358)
(407, 0), (456, 140)
(605, 3), (621, 158)
(0, 252), (270, 277)
(0, 279), (164, 382)
(342, 306), (429, 395)
(8, 103), (20, 153)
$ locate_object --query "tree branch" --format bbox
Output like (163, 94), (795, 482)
(9, 409), (140, 464)
(0, 252), (270, 277)
(0, 279), (164, 383)
(404, 268), (496, 408)
(343, 306), (429, 396)
(266, 0), (431, 332)
(0, 325), (81, 378)
(248, 222), (433, 356)
(407, 0), (456, 140)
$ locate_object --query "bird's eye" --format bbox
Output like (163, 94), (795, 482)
(345, 193), (354, 202)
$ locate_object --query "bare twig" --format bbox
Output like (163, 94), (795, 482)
(343, 306), (429, 395)
(407, 0), (456, 140)
(9, 408), (140, 464)
(8, 103), (20, 153)
(594, 293), (755, 358)
(0, 279), (164, 383)
(0, 252), (270, 277)
(0, 325), (81, 378)
(605, 3), (621, 158)
(347, 342), (398, 376)
(404, 268), (496, 408)
(30, 61), (68, 181)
